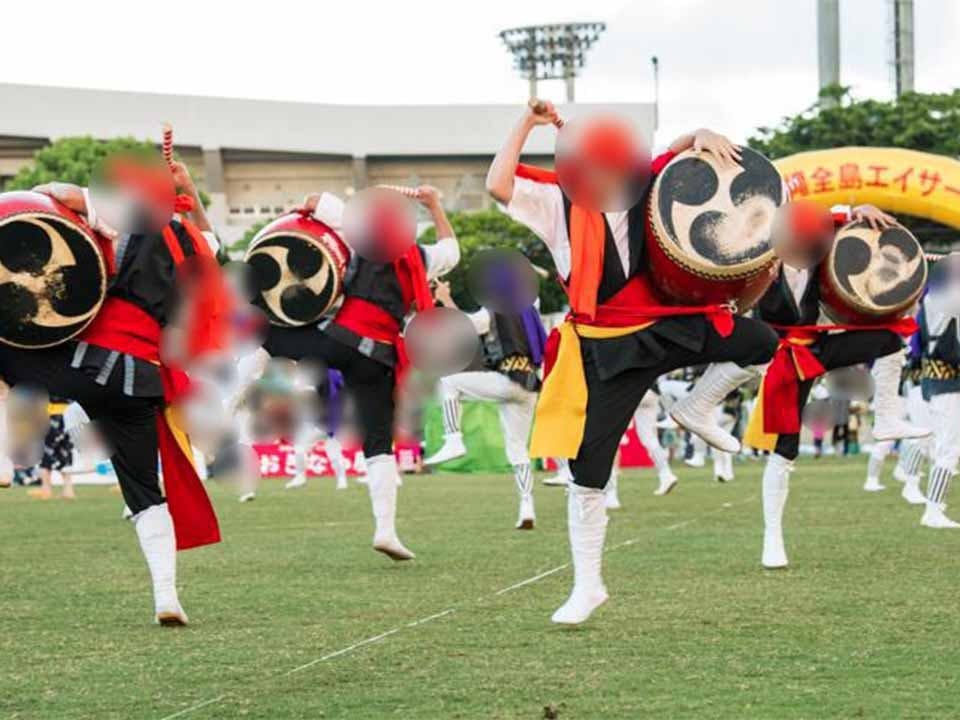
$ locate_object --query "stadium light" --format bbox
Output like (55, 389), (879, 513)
(499, 22), (607, 103)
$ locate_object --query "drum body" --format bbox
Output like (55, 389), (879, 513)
(245, 213), (349, 327)
(645, 147), (784, 309)
(820, 220), (927, 324)
(0, 191), (107, 349)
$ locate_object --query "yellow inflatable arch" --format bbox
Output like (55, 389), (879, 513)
(773, 147), (960, 230)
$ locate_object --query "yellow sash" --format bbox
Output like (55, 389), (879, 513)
(743, 376), (778, 451)
(529, 320), (653, 459)
(164, 405), (197, 463)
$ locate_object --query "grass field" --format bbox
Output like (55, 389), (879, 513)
(3, 456), (960, 719)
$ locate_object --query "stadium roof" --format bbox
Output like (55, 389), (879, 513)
(0, 83), (655, 158)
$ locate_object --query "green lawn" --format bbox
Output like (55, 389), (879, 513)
(3, 457), (960, 719)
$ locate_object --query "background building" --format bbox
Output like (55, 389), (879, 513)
(0, 83), (655, 247)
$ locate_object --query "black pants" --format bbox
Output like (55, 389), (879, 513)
(570, 315), (778, 488)
(0, 344), (163, 514)
(264, 327), (395, 457)
(773, 330), (902, 461)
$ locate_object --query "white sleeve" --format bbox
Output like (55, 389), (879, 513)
(237, 347), (270, 387)
(311, 193), (346, 236)
(467, 307), (491, 335)
(926, 286), (960, 326)
(422, 236), (461, 280)
(501, 177), (566, 247)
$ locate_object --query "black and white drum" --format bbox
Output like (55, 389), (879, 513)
(820, 221), (927, 324)
(0, 191), (107, 349)
(646, 146), (784, 309)
(244, 212), (349, 327)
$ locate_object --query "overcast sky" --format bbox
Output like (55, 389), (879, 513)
(2, 0), (956, 146)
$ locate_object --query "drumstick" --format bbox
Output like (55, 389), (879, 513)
(375, 184), (445, 201)
(162, 123), (175, 171)
(528, 98), (564, 129)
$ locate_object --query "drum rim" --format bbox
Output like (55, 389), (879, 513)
(825, 220), (928, 317)
(244, 228), (346, 327)
(0, 209), (108, 349)
(648, 149), (779, 280)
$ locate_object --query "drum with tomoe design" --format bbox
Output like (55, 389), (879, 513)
(820, 221), (927, 324)
(245, 212), (349, 327)
(0, 191), (108, 349)
(646, 147), (784, 309)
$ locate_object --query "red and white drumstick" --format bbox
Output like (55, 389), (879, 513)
(161, 123), (175, 171)
(376, 183), (418, 199)
(528, 98), (564, 129)
(375, 184), (445, 202)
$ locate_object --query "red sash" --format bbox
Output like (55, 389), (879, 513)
(762, 317), (918, 435)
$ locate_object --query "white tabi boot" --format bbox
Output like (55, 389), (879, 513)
(514, 463), (536, 530)
(367, 454), (415, 560)
(895, 440), (929, 504)
(761, 453), (793, 569)
(424, 393), (467, 465)
(424, 432), (467, 466)
(326, 436), (349, 490)
(284, 441), (309, 489)
(552, 484), (609, 625)
(670, 363), (759, 453)
(604, 466), (622, 510)
(871, 352), (931, 441)
(543, 458), (573, 486)
(921, 465), (960, 528)
(133, 503), (187, 626)
(863, 440), (891, 491)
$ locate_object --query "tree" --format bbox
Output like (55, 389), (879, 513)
(749, 86), (960, 247)
(231, 219), (269, 257)
(749, 86), (960, 159)
(5, 135), (210, 206)
(418, 208), (567, 314)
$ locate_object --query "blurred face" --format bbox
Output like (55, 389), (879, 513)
(90, 151), (175, 235)
(555, 114), (651, 212)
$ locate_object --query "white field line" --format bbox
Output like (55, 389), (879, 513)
(158, 493), (756, 720)
(158, 696), (227, 720)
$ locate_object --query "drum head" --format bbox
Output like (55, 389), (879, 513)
(0, 211), (106, 348)
(826, 221), (927, 319)
(246, 232), (342, 327)
(650, 147), (783, 276)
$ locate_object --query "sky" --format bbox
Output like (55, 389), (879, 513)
(1, 0), (957, 146)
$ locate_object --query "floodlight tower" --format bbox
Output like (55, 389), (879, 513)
(889, 0), (915, 97)
(499, 22), (607, 103)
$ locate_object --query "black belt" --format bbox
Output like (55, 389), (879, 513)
(321, 321), (398, 368)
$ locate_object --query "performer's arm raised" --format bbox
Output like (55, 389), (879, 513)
(170, 161), (219, 253)
(417, 185), (461, 280)
(486, 101), (560, 205)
